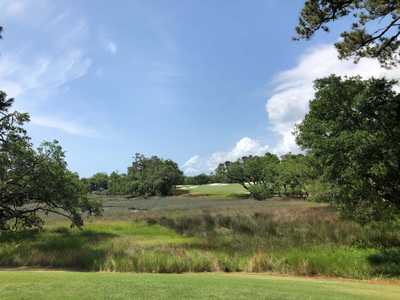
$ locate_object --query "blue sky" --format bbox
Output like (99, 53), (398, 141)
(1, 0), (399, 177)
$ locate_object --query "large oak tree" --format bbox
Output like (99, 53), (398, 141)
(296, 75), (400, 223)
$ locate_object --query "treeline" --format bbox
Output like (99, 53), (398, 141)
(84, 152), (316, 201)
(82, 153), (183, 197)
(215, 153), (312, 200)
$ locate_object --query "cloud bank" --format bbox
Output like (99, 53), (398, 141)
(183, 44), (400, 175)
(266, 44), (400, 154)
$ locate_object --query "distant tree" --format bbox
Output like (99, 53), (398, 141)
(278, 154), (309, 198)
(83, 172), (109, 192)
(107, 171), (130, 195)
(296, 75), (400, 223)
(214, 163), (231, 183)
(184, 173), (210, 185)
(0, 93), (101, 231)
(223, 153), (281, 200)
(128, 153), (183, 197)
(296, 0), (400, 67)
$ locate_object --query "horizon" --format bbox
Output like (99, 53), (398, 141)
(1, 0), (400, 177)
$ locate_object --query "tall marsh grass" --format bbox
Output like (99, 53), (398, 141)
(0, 207), (399, 279)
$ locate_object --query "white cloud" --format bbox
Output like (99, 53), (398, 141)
(266, 44), (400, 154)
(0, 0), (29, 17)
(0, 2), (95, 137)
(0, 0), (54, 24)
(31, 116), (99, 138)
(182, 137), (269, 175)
(0, 49), (91, 99)
(183, 44), (400, 176)
(182, 155), (201, 175)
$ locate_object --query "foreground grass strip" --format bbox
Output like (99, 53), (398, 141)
(0, 271), (399, 300)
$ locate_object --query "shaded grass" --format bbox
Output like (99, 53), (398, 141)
(1, 271), (400, 300)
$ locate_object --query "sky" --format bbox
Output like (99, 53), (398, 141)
(1, 0), (400, 177)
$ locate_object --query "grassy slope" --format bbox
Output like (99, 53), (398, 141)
(0, 271), (399, 300)
(178, 183), (249, 197)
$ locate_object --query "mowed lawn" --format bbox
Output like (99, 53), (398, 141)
(0, 271), (399, 300)
(178, 183), (249, 197)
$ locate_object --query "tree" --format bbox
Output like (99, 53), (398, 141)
(107, 171), (130, 195)
(83, 172), (109, 192)
(127, 153), (183, 196)
(215, 163), (233, 183)
(295, 75), (400, 222)
(279, 154), (309, 198)
(184, 173), (210, 185)
(296, 0), (400, 67)
(0, 93), (101, 231)
(222, 153), (281, 200)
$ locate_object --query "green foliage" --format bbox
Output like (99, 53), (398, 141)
(184, 173), (211, 185)
(0, 92), (101, 231)
(278, 154), (309, 198)
(107, 171), (130, 195)
(220, 153), (280, 199)
(127, 153), (183, 196)
(296, 0), (400, 67)
(82, 172), (109, 192)
(296, 75), (400, 223)
(217, 153), (309, 200)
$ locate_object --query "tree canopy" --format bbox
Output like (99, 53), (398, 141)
(220, 153), (310, 200)
(127, 153), (183, 197)
(296, 0), (400, 67)
(296, 75), (400, 222)
(0, 92), (101, 231)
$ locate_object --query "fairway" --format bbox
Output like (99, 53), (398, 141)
(0, 271), (399, 300)
(178, 183), (249, 198)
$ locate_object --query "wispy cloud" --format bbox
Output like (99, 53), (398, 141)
(0, 0), (54, 24)
(106, 41), (118, 55)
(0, 49), (91, 101)
(182, 137), (269, 175)
(99, 34), (118, 55)
(0, 1), (96, 137)
(266, 44), (400, 154)
(31, 116), (99, 138)
(182, 155), (201, 175)
(0, 0), (26, 17)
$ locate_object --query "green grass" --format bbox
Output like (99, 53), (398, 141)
(0, 271), (399, 300)
(1, 208), (399, 278)
(1, 195), (399, 279)
(178, 183), (249, 198)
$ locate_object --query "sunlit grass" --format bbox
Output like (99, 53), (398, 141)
(178, 183), (249, 198)
(1, 271), (399, 300)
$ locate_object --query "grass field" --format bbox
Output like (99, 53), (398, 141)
(0, 271), (399, 300)
(178, 183), (249, 198)
(1, 184), (399, 299)
(1, 193), (399, 278)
